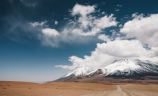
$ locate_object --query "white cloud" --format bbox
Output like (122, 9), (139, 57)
(71, 13), (117, 36)
(40, 28), (60, 47)
(42, 28), (59, 37)
(52, 6), (158, 70)
(120, 14), (158, 47)
(55, 21), (58, 25)
(94, 14), (117, 29)
(70, 4), (118, 36)
(72, 3), (95, 17)
(98, 34), (110, 42)
(71, 4), (95, 29)
(97, 40), (147, 57)
(56, 13), (158, 70)
(30, 21), (47, 27)
(37, 4), (118, 47)
(56, 39), (158, 70)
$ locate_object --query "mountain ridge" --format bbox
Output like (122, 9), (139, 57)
(53, 59), (158, 83)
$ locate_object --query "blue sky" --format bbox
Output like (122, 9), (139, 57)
(0, 0), (158, 82)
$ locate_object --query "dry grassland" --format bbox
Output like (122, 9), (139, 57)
(0, 81), (116, 96)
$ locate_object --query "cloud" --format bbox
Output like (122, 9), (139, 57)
(120, 13), (158, 47)
(151, 47), (158, 56)
(118, 24), (122, 27)
(39, 28), (98, 47)
(94, 14), (117, 29)
(4, 2), (158, 70)
(71, 13), (118, 36)
(30, 21), (47, 27)
(4, 4), (98, 48)
(71, 4), (96, 29)
(98, 34), (110, 42)
(71, 3), (96, 17)
(42, 28), (59, 37)
(72, 28), (101, 36)
(3, 13), (44, 42)
(56, 12), (158, 70)
(96, 40), (147, 57)
(70, 4), (118, 36)
(40, 28), (60, 47)
(55, 65), (75, 70)
(38, 4), (118, 47)
(56, 39), (158, 70)
(55, 21), (58, 25)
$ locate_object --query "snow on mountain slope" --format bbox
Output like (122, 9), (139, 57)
(62, 65), (93, 78)
(54, 59), (158, 82)
(86, 70), (97, 76)
(100, 59), (158, 76)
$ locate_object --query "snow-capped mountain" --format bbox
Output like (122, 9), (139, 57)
(62, 65), (93, 78)
(99, 59), (158, 77)
(53, 59), (158, 82)
(53, 65), (93, 81)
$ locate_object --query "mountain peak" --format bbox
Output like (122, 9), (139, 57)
(101, 59), (158, 76)
(62, 65), (93, 78)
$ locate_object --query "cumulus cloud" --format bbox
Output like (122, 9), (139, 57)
(71, 4), (95, 29)
(71, 3), (95, 17)
(70, 4), (118, 36)
(96, 40), (147, 57)
(120, 13), (158, 47)
(56, 39), (158, 70)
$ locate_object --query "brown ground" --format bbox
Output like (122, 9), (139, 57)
(0, 81), (158, 96)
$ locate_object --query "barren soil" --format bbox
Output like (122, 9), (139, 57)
(0, 81), (158, 96)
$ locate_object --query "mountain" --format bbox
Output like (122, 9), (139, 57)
(63, 65), (93, 77)
(53, 59), (158, 83)
(99, 59), (158, 77)
(53, 65), (93, 81)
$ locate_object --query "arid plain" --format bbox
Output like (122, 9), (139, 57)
(0, 81), (158, 96)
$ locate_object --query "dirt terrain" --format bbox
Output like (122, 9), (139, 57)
(0, 81), (158, 96)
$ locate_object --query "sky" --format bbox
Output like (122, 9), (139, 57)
(0, 0), (158, 82)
